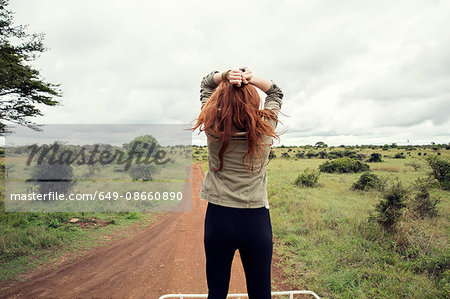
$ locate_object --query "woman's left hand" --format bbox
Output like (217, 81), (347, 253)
(228, 69), (243, 87)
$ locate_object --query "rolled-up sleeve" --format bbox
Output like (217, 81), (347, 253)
(263, 82), (283, 130)
(200, 70), (220, 110)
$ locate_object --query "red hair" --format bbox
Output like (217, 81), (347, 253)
(191, 81), (282, 174)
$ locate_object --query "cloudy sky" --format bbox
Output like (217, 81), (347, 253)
(5, 0), (450, 146)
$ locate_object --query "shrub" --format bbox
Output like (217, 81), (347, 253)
(295, 152), (304, 159)
(281, 152), (290, 158)
(128, 164), (156, 181)
(410, 179), (440, 219)
(356, 153), (366, 160)
(343, 150), (358, 159)
(426, 155), (449, 190)
(368, 153), (383, 162)
(318, 151), (328, 159)
(294, 168), (320, 188)
(351, 172), (385, 191)
(394, 153), (406, 159)
(306, 151), (317, 159)
(329, 150), (344, 158)
(269, 150), (276, 159)
(48, 218), (61, 228)
(28, 148), (76, 196)
(319, 157), (370, 173)
(370, 180), (407, 231)
(126, 212), (140, 220)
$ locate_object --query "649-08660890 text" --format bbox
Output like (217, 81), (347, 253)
(9, 191), (184, 201)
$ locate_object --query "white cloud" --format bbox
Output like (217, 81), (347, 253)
(3, 0), (449, 146)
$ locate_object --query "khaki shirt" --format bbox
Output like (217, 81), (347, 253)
(199, 70), (283, 209)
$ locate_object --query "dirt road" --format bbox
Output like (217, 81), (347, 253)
(0, 162), (294, 298)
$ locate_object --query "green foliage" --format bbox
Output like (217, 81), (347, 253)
(0, 0), (62, 136)
(128, 164), (156, 181)
(409, 251), (450, 279)
(48, 218), (61, 228)
(125, 212), (140, 220)
(351, 172), (385, 191)
(426, 155), (450, 190)
(318, 151), (327, 159)
(281, 152), (290, 158)
(370, 180), (407, 231)
(123, 135), (160, 156)
(368, 153), (383, 162)
(28, 142), (76, 196)
(319, 157), (370, 173)
(295, 151), (304, 158)
(315, 141), (328, 148)
(306, 151), (317, 158)
(329, 150), (344, 158)
(410, 178), (440, 219)
(394, 153), (406, 159)
(269, 150), (276, 159)
(294, 168), (320, 188)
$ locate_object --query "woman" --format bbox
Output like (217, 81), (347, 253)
(191, 67), (283, 298)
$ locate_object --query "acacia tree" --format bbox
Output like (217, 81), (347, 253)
(0, 0), (62, 136)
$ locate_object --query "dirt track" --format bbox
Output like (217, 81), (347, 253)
(0, 162), (294, 298)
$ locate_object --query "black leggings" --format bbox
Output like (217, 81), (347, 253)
(204, 202), (273, 299)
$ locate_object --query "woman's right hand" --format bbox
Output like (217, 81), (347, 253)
(227, 69), (244, 87)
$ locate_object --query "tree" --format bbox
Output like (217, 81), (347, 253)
(124, 135), (161, 180)
(0, 0), (62, 136)
(123, 135), (160, 156)
(426, 155), (449, 190)
(314, 141), (328, 148)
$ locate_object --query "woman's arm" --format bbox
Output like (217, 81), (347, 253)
(241, 68), (284, 129)
(200, 71), (219, 110)
(248, 76), (273, 93)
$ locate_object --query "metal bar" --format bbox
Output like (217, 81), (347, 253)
(158, 290), (320, 299)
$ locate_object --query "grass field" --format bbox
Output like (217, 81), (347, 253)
(196, 144), (449, 298)
(1, 144), (448, 298)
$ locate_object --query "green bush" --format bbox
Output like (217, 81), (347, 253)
(48, 218), (61, 228)
(294, 168), (320, 188)
(410, 252), (450, 279)
(318, 151), (328, 159)
(368, 153), (383, 162)
(426, 155), (449, 190)
(281, 152), (290, 158)
(295, 152), (304, 159)
(394, 153), (406, 159)
(370, 180), (407, 231)
(329, 150), (344, 158)
(269, 150), (276, 159)
(28, 145), (77, 196)
(128, 164), (156, 181)
(306, 151), (317, 159)
(126, 212), (140, 220)
(319, 157), (370, 173)
(410, 178), (440, 219)
(351, 172), (385, 191)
